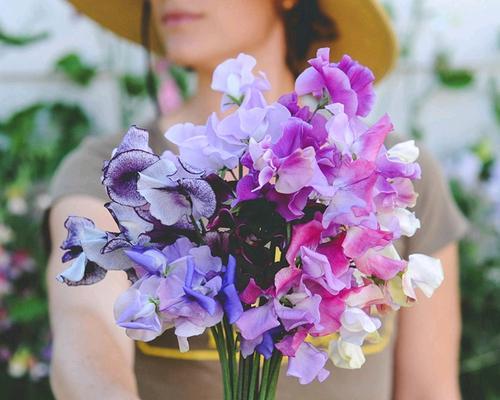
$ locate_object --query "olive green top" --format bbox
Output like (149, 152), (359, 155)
(47, 119), (468, 400)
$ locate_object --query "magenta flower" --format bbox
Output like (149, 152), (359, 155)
(295, 48), (375, 118)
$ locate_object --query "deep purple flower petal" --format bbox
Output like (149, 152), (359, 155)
(103, 149), (159, 207)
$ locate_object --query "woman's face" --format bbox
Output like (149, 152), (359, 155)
(151, 0), (284, 70)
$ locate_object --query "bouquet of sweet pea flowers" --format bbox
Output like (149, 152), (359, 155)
(57, 48), (444, 399)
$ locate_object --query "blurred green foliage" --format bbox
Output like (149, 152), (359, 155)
(55, 53), (97, 86)
(0, 27), (48, 46)
(434, 53), (475, 89)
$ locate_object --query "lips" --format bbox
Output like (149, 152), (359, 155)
(161, 10), (203, 27)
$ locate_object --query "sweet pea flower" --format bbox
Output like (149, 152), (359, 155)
(386, 140), (420, 163)
(235, 301), (280, 341)
(402, 254), (444, 299)
(240, 328), (280, 359)
(113, 275), (165, 341)
(326, 104), (393, 163)
(376, 143), (422, 180)
(105, 202), (154, 242)
(295, 48), (375, 118)
(166, 114), (246, 173)
(328, 338), (366, 369)
(211, 53), (270, 111)
(287, 342), (330, 384)
(373, 176), (418, 210)
(354, 243), (407, 281)
(157, 241), (226, 351)
(378, 207), (421, 238)
(217, 101), (291, 144)
(339, 307), (381, 346)
(137, 158), (216, 226)
(102, 126), (160, 207)
(273, 267), (322, 331)
(125, 237), (194, 278)
(58, 216), (136, 286)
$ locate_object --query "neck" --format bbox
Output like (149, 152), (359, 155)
(180, 24), (295, 125)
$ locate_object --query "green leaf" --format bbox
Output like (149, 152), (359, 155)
(8, 296), (48, 323)
(490, 79), (500, 128)
(55, 53), (96, 86)
(434, 53), (474, 89)
(0, 28), (48, 46)
(120, 74), (147, 97)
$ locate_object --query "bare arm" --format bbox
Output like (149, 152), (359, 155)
(47, 195), (140, 400)
(393, 242), (462, 399)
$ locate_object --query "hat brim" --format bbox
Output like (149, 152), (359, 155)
(68, 0), (398, 81)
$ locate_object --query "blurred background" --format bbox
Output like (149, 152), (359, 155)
(0, 0), (499, 398)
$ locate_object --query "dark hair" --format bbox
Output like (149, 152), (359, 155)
(282, 0), (339, 77)
(141, 0), (161, 114)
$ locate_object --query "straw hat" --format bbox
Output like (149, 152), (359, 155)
(67, 0), (398, 81)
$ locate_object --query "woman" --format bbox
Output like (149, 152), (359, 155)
(46, 1), (468, 399)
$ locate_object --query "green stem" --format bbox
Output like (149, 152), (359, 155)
(238, 162), (243, 179)
(211, 325), (232, 400)
(237, 352), (246, 400)
(242, 354), (253, 400)
(248, 352), (260, 400)
(257, 357), (271, 400)
(223, 317), (237, 399)
(265, 351), (283, 400)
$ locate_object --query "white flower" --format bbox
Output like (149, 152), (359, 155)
(402, 254), (444, 299)
(0, 224), (13, 245)
(210, 53), (270, 110)
(329, 338), (366, 369)
(387, 140), (419, 163)
(379, 208), (421, 237)
(339, 307), (381, 346)
(7, 196), (28, 215)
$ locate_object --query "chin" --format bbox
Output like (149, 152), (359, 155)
(164, 39), (237, 71)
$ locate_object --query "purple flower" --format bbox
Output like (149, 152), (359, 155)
(137, 158), (216, 226)
(152, 239), (225, 351)
(220, 255), (243, 324)
(217, 101), (290, 144)
(58, 216), (136, 286)
(295, 48), (375, 118)
(105, 202), (154, 242)
(239, 117), (332, 219)
(326, 105), (393, 162)
(286, 342), (330, 384)
(102, 126), (160, 207)
(113, 275), (164, 341)
(240, 327), (280, 360)
(235, 301), (280, 341)
(273, 266), (322, 331)
(165, 114), (245, 173)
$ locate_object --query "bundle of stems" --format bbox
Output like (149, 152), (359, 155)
(211, 317), (283, 400)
